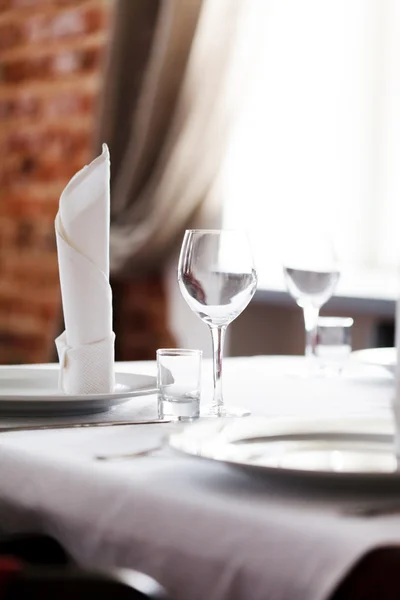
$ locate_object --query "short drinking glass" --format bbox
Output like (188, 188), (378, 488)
(157, 349), (201, 421)
(315, 317), (353, 375)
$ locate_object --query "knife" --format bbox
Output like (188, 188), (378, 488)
(345, 501), (400, 518)
(0, 419), (172, 433)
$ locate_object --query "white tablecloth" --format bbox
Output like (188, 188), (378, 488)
(0, 356), (398, 600)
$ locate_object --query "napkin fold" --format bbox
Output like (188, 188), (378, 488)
(55, 144), (115, 394)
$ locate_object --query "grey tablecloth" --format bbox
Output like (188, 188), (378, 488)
(0, 356), (398, 600)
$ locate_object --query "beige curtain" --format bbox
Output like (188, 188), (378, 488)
(95, 0), (245, 274)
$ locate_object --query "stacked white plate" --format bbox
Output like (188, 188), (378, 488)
(169, 416), (399, 486)
(0, 366), (157, 416)
(351, 347), (396, 376)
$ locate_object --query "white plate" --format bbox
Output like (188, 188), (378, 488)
(169, 417), (400, 485)
(0, 367), (157, 415)
(351, 347), (396, 375)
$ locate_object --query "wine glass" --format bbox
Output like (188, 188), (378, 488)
(282, 233), (340, 371)
(178, 230), (258, 417)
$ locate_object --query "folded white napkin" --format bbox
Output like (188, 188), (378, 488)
(55, 144), (115, 395)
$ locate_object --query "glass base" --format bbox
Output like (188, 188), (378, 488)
(200, 404), (250, 418)
(158, 395), (200, 422)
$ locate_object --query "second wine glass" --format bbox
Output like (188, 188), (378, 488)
(178, 230), (257, 417)
(283, 235), (340, 370)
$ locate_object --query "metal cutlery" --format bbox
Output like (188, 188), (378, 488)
(0, 419), (171, 434)
(95, 444), (165, 461)
(344, 501), (400, 517)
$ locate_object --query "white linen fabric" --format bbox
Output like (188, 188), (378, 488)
(55, 144), (115, 394)
(0, 357), (397, 600)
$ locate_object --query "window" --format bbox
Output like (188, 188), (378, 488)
(221, 0), (400, 300)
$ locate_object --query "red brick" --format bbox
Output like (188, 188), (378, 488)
(0, 78), (99, 120)
(0, 4), (108, 51)
(0, 0), (109, 362)
(0, 0), (88, 11)
(3, 44), (104, 82)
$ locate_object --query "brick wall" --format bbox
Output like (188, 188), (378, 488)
(0, 0), (110, 363)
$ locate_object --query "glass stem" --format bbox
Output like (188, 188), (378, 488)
(303, 305), (319, 358)
(210, 325), (226, 415)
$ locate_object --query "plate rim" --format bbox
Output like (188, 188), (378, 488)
(351, 347), (396, 368)
(0, 367), (158, 402)
(168, 417), (400, 481)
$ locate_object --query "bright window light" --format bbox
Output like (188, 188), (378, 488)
(221, 0), (400, 297)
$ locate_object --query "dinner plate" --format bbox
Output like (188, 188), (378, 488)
(351, 347), (396, 375)
(169, 417), (400, 484)
(0, 367), (157, 415)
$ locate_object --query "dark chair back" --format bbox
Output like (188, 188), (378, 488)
(6, 566), (170, 600)
(0, 534), (171, 599)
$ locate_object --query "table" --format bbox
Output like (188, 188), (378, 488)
(0, 356), (398, 600)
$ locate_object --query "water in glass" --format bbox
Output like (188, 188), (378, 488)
(180, 271), (256, 326)
(283, 267), (340, 308)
